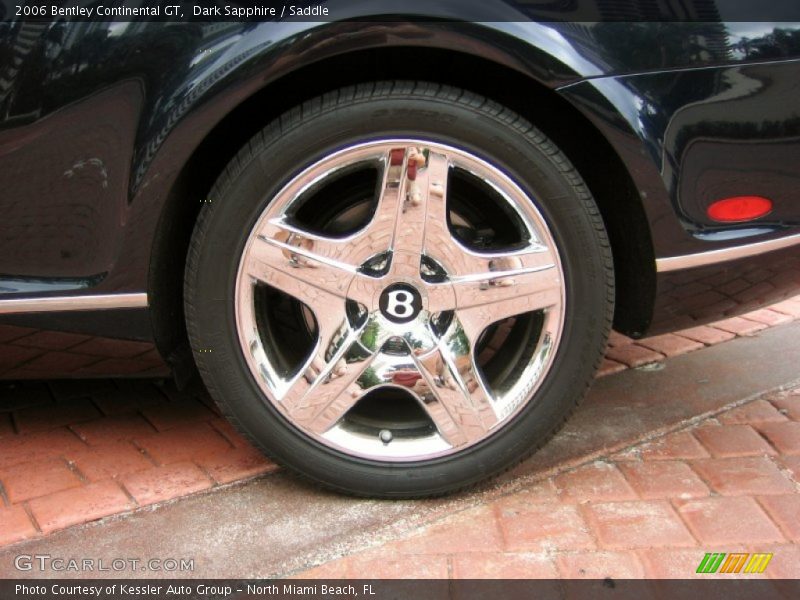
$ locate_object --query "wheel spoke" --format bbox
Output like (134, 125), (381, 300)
(279, 320), (377, 435)
(388, 148), (450, 262)
(428, 245), (561, 320)
(245, 220), (357, 299)
(246, 218), (386, 307)
(416, 150), (456, 267)
(412, 322), (499, 447)
(369, 146), (408, 257)
(234, 138), (570, 463)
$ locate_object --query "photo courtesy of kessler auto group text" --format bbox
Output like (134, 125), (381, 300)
(0, 0), (799, 598)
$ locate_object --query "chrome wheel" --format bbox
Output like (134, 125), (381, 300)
(234, 140), (565, 461)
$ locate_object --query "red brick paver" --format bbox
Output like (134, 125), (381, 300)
(556, 550), (645, 578)
(770, 297), (800, 318)
(781, 456), (800, 481)
(0, 458), (81, 503)
(0, 506), (38, 546)
(70, 443), (154, 482)
(674, 496), (785, 545)
(636, 548), (734, 579)
(607, 331), (634, 347)
(674, 325), (735, 345)
(597, 358), (626, 377)
(29, 481), (132, 534)
(604, 344), (664, 368)
(764, 545), (800, 579)
(758, 495), (800, 542)
(134, 422), (233, 465)
(717, 400), (789, 425)
(393, 506), (506, 555)
(582, 501), (695, 549)
(741, 308), (794, 327)
(757, 422), (800, 455)
(636, 334), (704, 357)
(141, 399), (217, 432)
(772, 393), (800, 421)
(0, 428), (87, 470)
(347, 548), (449, 579)
(14, 399), (100, 435)
(634, 431), (711, 461)
(617, 461), (709, 500)
(712, 316), (768, 336)
(71, 414), (157, 445)
(452, 553), (559, 579)
(554, 462), (637, 503)
(195, 446), (278, 485)
(691, 457), (796, 496)
(693, 425), (777, 457)
(495, 499), (595, 552)
(120, 462), (213, 506)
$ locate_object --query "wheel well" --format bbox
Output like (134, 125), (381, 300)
(149, 47), (656, 377)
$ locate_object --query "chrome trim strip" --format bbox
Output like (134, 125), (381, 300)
(0, 293), (148, 314)
(656, 233), (800, 273)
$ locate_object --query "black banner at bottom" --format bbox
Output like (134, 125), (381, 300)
(1, 579), (799, 600)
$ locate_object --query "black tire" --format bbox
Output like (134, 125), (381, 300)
(184, 82), (614, 498)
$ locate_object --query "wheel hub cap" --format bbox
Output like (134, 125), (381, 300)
(378, 282), (422, 324)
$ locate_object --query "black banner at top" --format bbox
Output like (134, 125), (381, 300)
(2, 0), (800, 23)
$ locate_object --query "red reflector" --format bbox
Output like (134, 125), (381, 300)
(707, 196), (773, 222)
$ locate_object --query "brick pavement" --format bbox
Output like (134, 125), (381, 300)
(0, 296), (799, 556)
(295, 385), (800, 579)
(0, 381), (277, 546)
(0, 327), (168, 379)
